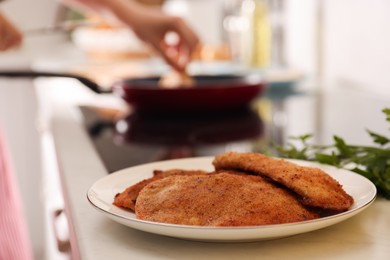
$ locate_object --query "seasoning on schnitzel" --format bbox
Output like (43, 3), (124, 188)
(212, 152), (354, 211)
(135, 172), (319, 226)
(113, 169), (207, 212)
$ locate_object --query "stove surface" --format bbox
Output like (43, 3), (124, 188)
(79, 106), (266, 173)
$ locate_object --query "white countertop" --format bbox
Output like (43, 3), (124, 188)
(34, 77), (390, 260)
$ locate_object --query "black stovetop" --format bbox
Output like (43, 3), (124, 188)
(79, 106), (267, 173)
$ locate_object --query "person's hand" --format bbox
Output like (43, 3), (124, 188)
(0, 12), (22, 51)
(63, 0), (200, 72)
(124, 5), (200, 72)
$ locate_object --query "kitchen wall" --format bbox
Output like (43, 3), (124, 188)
(323, 0), (390, 97)
(284, 0), (390, 98)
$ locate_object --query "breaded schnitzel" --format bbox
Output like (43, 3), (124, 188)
(135, 172), (319, 226)
(212, 152), (354, 211)
(113, 169), (207, 211)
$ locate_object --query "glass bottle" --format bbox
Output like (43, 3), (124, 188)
(250, 0), (272, 68)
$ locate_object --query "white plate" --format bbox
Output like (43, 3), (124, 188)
(87, 157), (376, 242)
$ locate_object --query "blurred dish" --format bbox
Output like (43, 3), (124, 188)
(71, 16), (151, 60)
(113, 74), (266, 113)
(72, 27), (151, 60)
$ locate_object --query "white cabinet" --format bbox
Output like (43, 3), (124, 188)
(0, 79), (45, 259)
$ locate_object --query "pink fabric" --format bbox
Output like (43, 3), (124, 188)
(0, 125), (33, 260)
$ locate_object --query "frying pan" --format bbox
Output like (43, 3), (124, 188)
(0, 70), (266, 113)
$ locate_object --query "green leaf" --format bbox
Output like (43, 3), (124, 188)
(333, 136), (352, 157)
(314, 152), (340, 166)
(383, 108), (390, 122)
(290, 134), (313, 142)
(350, 167), (370, 179)
(367, 130), (390, 145)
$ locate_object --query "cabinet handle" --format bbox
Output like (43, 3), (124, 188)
(52, 209), (71, 253)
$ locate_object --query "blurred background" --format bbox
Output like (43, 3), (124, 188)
(1, 0), (390, 258)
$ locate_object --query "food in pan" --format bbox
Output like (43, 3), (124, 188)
(113, 152), (354, 226)
(158, 70), (195, 89)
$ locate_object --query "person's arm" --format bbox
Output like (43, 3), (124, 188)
(0, 11), (23, 51)
(62, 0), (199, 72)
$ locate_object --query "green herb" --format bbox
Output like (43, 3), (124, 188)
(272, 108), (390, 199)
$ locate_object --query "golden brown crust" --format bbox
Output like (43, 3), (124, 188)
(135, 172), (319, 226)
(212, 152), (354, 211)
(113, 169), (207, 211)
